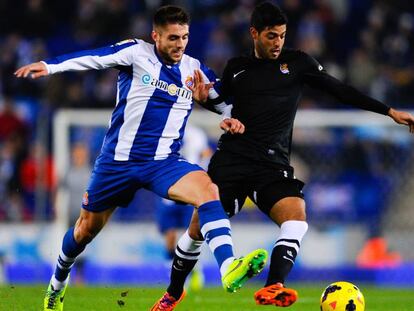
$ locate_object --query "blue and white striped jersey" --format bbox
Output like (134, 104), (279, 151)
(44, 38), (224, 161)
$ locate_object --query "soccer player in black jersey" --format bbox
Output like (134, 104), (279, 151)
(157, 2), (414, 309)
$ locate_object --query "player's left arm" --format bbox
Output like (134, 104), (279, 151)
(388, 108), (414, 133)
(302, 53), (414, 132)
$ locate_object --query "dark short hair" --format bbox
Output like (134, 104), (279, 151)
(153, 5), (190, 27)
(250, 1), (288, 33)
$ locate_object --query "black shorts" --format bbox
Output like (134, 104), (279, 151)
(208, 151), (305, 217)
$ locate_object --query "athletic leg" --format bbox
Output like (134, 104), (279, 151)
(164, 178), (250, 297)
(254, 196), (308, 307)
(266, 197), (307, 285)
(151, 171), (267, 310)
(168, 171), (234, 275)
(168, 171), (267, 289)
(44, 207), (115, 310)
(161, 209), (200, 296)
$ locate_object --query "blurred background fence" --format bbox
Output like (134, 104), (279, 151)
(1, 0), (414, 286)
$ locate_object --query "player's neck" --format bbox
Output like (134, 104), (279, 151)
(254, 49), (262, 59)
(154, 46), (180, 66)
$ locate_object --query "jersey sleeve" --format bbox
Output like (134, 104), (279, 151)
(197, 61), (233, 117)
(301, 52), (390, 115)
(43, 39), (139, 75)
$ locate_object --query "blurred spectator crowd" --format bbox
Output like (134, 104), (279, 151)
(0, 0), (413, 222)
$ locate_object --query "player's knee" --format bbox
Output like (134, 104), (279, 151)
(297, 201), (307, 220)
(270, 197), (307, 224)
(300, 210), (307, 221)
(192, 181), (220, 207)
(292, 207), (307, 221)
(288, 206), (306, 222)
(204, 182), (220, 201)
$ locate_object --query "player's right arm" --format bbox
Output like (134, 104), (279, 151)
(190, 59), (244, 134)
(14, 39), (139, 79)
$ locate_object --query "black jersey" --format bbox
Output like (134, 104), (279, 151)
(204, 48), (390, 168)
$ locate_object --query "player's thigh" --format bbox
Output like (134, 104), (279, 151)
(147, 157), (207, 204)
(167, 170), (219, 207)
(254, 179), (306, 225)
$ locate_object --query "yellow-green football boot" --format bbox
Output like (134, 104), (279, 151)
(44, 275), (69, 310)
(222, 249), (268, 293)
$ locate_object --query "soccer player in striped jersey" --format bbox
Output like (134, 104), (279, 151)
(15, 6), (267, 311)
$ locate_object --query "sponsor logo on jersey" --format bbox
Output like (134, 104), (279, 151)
(141, 73), (192, 99)
(233, 69), (246, 78)
(185, 75), (194, 88)
(280, 63), (290, 74)
(82, 191), (89, 206)
(167, 83), (178, 96)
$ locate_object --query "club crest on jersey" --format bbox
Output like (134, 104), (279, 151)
(82, 191), (89, 206)
(280, 63), (290, 74)
(185, 76), (194, 88)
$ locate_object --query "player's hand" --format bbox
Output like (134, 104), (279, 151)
(189, 69), (214, 103)
(388, 108), (414, 133)
(220, 118), (245, 134)
(14, 62), (48, 79)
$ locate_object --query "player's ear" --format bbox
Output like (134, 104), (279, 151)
(151, 30), (158, 43)
(250, 27), (258, 40)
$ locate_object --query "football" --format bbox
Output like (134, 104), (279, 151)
(320, 281), (365, 311)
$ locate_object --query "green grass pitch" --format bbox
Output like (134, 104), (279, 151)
(1, 283), (413, 310)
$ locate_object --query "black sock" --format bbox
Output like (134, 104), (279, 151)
(167, 253), (198, 299)
(265, 239), (299, 286)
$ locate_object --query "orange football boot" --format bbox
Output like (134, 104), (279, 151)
(254, 283), (298, 307)
(150, 291), (186, 311)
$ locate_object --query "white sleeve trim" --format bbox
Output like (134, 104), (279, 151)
(40, 61), (51, 75)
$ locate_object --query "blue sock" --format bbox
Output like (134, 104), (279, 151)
(54, 227), (86, 282)
(198, 201), (234, 273)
